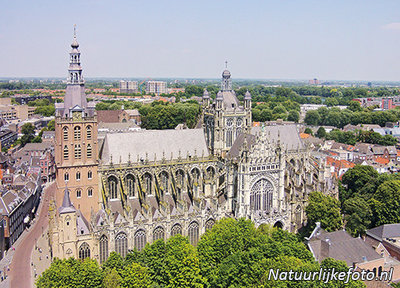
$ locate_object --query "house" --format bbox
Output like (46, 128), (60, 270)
(307, 223), (400, 283)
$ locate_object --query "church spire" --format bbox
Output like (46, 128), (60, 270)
(221, 61), (232, 91)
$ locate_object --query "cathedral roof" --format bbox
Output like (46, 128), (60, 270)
(100, 129), (209, 165)
(251, 125), (304, 151)
(221, 91), (241, 111)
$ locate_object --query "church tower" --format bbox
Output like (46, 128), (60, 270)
(203, 65), (252, 157)
(54, 27), (99, 220)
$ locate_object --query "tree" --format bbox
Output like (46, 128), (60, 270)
(305, 191), (343, 232)
(47, 119), (55, 131)
(304, 127), (313, 135)
(348, 101), (362, 112)
(316, 126), (326, 138)
(20, 123), (36, 146)
(120, 262), (152, 288)
(343, 197), (372, 236)
(341, 165), (379, 202)
(304, 110), (320, 126)
(287, 110), (299, 122)
(102, 252), (124, 272)
(371, 180), (400, 226)
(103, 269), (122, 288)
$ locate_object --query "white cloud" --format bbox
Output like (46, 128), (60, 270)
(382, 22), (400, 30)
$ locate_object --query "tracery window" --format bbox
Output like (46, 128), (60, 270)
(78, 242), (90, 259)
(126, 174), (135, 197)
(205, 219), (215, 231)
(160, 172), (168, 194)
(188, 221), (199, 246)
(86, 126), (92, 140)
(206, 166), (215, 180)
(115, 232), (128, 258)
(108, 176), (118, 199)
(143, 173), (152, 195)
(191, 168), (200, 194)
(99, 235), (108, 264)
(134, 229), (146, 251)
(176, 170), (184, 186)
(153, 226), (164, 242)
(171, 224), (182, 236)
(226, 130), (233, 147)
(63, 127), (68, 141)
(250, 178), (273, 212)
(74, 126), (81, 140)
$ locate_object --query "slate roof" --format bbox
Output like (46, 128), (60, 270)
(251, 125), (304, 151)
(308, 229), (382, 266)
(367, 224), (400, 242)
(23, 142), (52, 152)
(101, 129), (209, 165)
(226, 133), (256, 159)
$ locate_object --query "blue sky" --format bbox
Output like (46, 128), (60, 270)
(1, 0), (400, 81)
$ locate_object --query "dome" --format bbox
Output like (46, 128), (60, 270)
(71, 37), (79, 49)
(203, 89), (210, 98)
(244, 90), (252, 100)
(222, 69), (231, 78)
(216, 91), (223, 99)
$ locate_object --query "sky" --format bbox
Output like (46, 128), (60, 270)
(1, 0), (400, 81)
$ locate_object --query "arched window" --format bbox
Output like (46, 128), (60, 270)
(87, 188), (93, 197)
(143, 173), (152, 195)
(171, 224), (182, 236)
(226, 130), (233, 147)
(78, 242), (90, 259)
(206, 166), (215, 180)
(191, 168), (201, 194)
(99, 235), (108, 264)
(74, 126), (81, 140)
(205, 219), (215, 231)
(74, 144), (81, 159)
(250, 178), (273, 212)
(88, 170), (92, 179)
(153, 226), (164, 242)
(115, 232), (128, 258)
(134, 230), (146, 251)
(86, 126), (92, 140)
(176, 170), (184, 187)
(76, 189), (82, 198)
(160, 172), (168, 194)
(188, 221), (199, 246)
(63, 145), (69, 160)
(126, 174), (135, 197)
(76, 171), (81, 181)
(63, 127), (68, 141)
(108, 176), (118, 199)
(87, 144), (92, 158)
(295, 205), (302, 228)
(64, 172), (69, 182)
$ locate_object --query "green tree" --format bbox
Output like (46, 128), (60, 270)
(102, 252), (124, 272)
(341, 165), (379, 202)
(287, 110), (299, 122)
(103, 268), (122, 288)
(120, 262), (152, 288)
(305, 191), (343, 232)
(371, 180), (400, 226)
(20, 123), (36, 146)
(316, 126), (326, 138)
(304, 127), (313, 135)
(348, 101), (362, 112)
(343, 197), (372, 236)
(304, 110), (320, 126)
(47, 119), (55, 131)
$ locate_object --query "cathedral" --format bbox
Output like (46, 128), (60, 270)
(49, 33), (337, 263)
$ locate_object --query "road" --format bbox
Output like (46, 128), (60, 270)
(9, 182), (55, 288)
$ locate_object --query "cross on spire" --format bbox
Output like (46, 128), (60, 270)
(73, 24), (77, 37)
(225, 60), (228, 69)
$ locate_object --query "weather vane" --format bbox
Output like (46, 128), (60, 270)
(225, 60), (228, 69)
(74, 24), (77, 37)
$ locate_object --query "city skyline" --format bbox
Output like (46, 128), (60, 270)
(1, 0), (400, 81)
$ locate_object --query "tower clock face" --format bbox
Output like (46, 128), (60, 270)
(72, 111), (82, 121)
